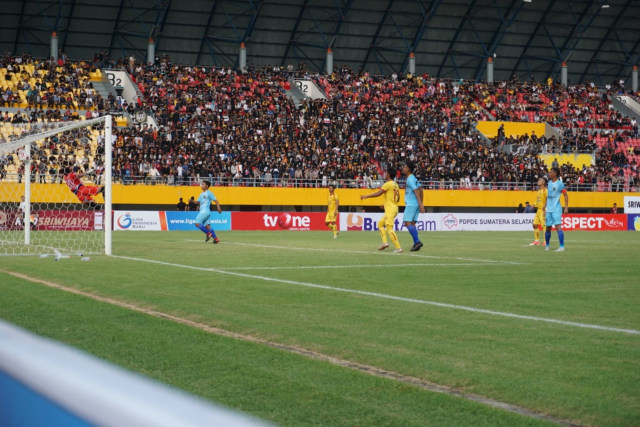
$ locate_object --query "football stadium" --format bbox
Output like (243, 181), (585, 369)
(1, 1), (640, 425)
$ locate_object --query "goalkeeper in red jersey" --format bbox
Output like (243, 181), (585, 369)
(64, 166), (104, 209)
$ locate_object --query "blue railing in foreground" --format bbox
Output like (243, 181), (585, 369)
(0, 320), (268, 427)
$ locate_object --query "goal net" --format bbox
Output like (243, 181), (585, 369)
(0, 115), (113, 257)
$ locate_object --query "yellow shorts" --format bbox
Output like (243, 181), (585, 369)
(325, 213), (336, 223)
(379, 210), (398, 229)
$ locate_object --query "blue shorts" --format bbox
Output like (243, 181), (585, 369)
(545, 210), (562, 226)
(196, 211), (211, 226)
(403, 205), (420, 223)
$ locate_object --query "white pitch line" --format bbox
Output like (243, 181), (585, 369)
(223, 241), (530, 265)
(113, 255), (640, 336)
(221, 263), (490, 271)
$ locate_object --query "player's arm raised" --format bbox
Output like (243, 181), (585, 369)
(360, 188), (385, 200)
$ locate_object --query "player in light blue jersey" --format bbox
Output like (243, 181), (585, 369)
(195, 180), (222, 244)
(543, 167), (569, 252)
(402, 162), (425, 251)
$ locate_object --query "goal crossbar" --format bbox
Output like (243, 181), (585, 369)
(0, 117), (106, 156)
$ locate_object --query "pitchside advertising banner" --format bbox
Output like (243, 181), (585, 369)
(114, 211), (325, 231)
(114, 211), (232, 231)
(624, 196), (640, 213)
(164, 211), (231, 231)
(340, 213), (533, 232)
(110, 211), (632, 231)
(232, 212), (326, 231)
(0, 210), (102, 231)
(627, 214), (640, 231)
(560, 214), (627, 231)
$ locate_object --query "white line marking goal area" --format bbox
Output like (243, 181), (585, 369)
(113, 255), (640, 336)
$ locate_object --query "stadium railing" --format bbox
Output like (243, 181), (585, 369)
(1, 173), (633, 192)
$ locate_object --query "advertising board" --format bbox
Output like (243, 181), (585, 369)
(164, 211), (231, 231)
(232, 212), (327, 231)
(0, 210), (101, 231)
(628, 214), (640, 231)
(624, 196), (640, 214)
(560, 214), (627, 231)
(342, 213), (437, 231)
(109, 211), (631, 231)
(114, 211), (163, 231)
(341, 213), (531, 231)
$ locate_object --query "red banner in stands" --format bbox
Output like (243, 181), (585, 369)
(560, 214), (627, 231)
(36, 210), (102, 231)
(232, 212), (327, 231)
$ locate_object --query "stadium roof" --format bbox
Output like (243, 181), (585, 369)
(1, 0), (639, 85)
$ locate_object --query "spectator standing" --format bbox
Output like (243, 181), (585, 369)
(524, 201), (535, 213)
(176, 197), (186, 211)
(188, 196), (197, 211)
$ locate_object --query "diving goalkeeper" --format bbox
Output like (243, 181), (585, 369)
(64, 166), (104, 209)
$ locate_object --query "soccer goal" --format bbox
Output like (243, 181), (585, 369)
(0, 115), (113, 257)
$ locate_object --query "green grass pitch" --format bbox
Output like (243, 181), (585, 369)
(1, 230), (639, 426)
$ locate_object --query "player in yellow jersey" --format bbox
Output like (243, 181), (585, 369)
(530, 177), (547, 246)
(360, 168), (402, 252)
(325, 184), (340, 238)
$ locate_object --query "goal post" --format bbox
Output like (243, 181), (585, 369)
(105, 115), (112, 256)
(0, 115), (112, 257)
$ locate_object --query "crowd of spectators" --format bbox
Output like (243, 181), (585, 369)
(477, 77), (637, 130)
(1, 51), (639, 191)
(0, 52), (108, 113)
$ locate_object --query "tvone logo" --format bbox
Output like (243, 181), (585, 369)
(263, 213), (310, 229)
(346, 214), (364, 230)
